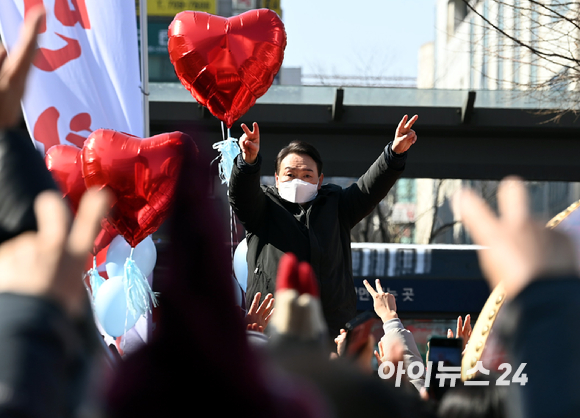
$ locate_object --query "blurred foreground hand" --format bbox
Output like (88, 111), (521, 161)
(454, 176), (577, 299)
(0, 5), (44, 128)
(0, 189), (111, 317)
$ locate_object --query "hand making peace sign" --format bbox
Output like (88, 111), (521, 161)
(363, 279), (398, 323)
(392, 114), (418, 154)
(239, 122), (260, 164)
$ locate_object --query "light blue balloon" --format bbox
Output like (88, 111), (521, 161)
(94, 276), (140, 337)
(233, 238), (248, 291)
(106, 235), (157, 279)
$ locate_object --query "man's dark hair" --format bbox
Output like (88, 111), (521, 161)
(275, 141), (323, 175)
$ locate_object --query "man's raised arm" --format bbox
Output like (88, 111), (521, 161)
(342, 114), (419, 228)
(229, 122), (268, 233)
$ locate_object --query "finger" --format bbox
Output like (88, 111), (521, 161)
(375, 279), (384, 294)
(8, 5), (44, 79)
(263, 297), (275, 316)
(264, 307), (274, 325)
(497, 176), (529, 226)
(388, 293), (397, 311)
(252, 122), (259, 137)
(400, 131), (416, 141)
(0, 46), (7, 70)
(456, 315), (463, 338)
(256, 293), (272, 314)
(374, 350), (382, 365)
(35, 191), (70, 252)
(241, 123), (251, 136)
(454, 188), (502, 248)
(68, 188), (111, 258)
(363, 279), (377, 296)
(404, 114), (418, 130)
(248, 292), (261, 315)
(396, 115), (409, 135)
(244, 139), (259, 151)
(447, 328), (453, 338)
(378, 340), (385, 358)
(464, 314), (472, 338)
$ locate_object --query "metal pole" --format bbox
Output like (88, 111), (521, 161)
(139, 0), (150, 137)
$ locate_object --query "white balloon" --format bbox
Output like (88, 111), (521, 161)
(106, 235), (157, 278)
(94, 276), (140, 338)
(233, 238), (248, 291)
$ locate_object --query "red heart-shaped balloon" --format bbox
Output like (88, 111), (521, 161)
(168, 9), (286, 128)
(46, 144), (118, 255)
(45, 144), (85, 214)
(82, 129), (195, 247)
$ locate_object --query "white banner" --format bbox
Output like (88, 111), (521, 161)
(0, 0), (144, 153)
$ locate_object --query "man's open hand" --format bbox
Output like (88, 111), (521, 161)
(392, 114), (418, 154)
(239, 122), (260, 164)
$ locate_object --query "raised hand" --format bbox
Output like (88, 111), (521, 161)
(447, 314), (472, 352)
(245, 292), (274, 332)
(363, 279), (398, 323)
(334, 328), (347, 356)
(454, 177), (577, 299)
(0, 5), (45, 128)
(238, 122), (260, 164)
(0, 188), (111, 318)
(392, 114), (418, 154)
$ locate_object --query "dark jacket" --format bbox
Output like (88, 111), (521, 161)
(495, 278), (580, 418)
(0, 293), (101, 417)
(229, 143), (406, 335)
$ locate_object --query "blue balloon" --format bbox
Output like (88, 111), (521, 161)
(233, 238), (248, 291)
(106, 235), (157, 279)
(94, 276), (140, 337)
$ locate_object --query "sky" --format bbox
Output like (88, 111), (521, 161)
(281, 0), (437, 80)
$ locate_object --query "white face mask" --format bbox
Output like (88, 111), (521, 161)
(277, 178), (319, 204)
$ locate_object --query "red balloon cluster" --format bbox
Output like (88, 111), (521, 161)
(168, 9), (286, 128)
(45, 129), (196, 250)
(45, 144), (117, 254)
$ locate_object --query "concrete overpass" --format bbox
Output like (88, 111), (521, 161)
(150, 84), (580, 182)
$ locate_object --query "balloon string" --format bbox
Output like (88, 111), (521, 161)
(88, 256), (105, 300)
(216, 123), (237, 276)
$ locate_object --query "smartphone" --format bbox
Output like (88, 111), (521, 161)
(0, 130), (59, 244)
(426, 336), (463, 401)
(344, 310), (376, 357)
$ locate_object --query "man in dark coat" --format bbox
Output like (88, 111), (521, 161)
(228, 115), (418, 337)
